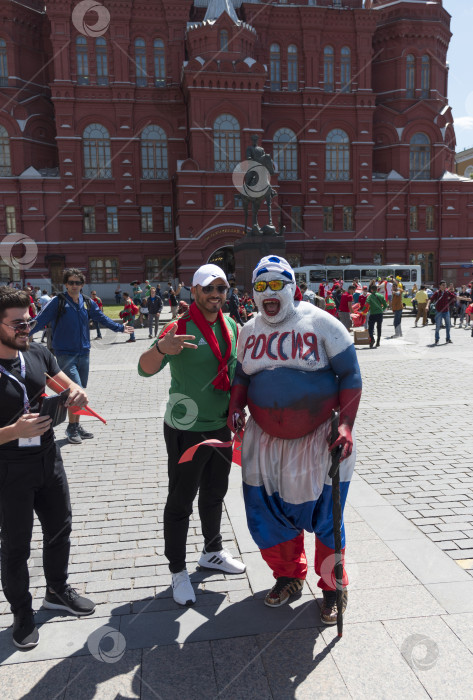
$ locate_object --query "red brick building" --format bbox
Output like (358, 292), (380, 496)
(0, 0), (472, 294)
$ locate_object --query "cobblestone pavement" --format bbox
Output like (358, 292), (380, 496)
(0, 310), (472, 698)
(355, 315), (473, 573)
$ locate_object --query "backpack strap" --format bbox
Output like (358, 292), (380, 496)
(53, 293), (67, 330)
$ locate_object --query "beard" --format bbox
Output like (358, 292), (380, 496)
(0, 333), (30, 351)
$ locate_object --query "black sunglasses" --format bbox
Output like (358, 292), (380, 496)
(66, 280), (82, 286)
(201, 284), (228, 294)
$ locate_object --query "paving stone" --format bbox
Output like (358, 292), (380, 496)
(386, 538), (470, 585)
(424, 581), (473, 614)
(442, 612), (473, 653)
(321, 621), (428, 699)
(0, 657), (72, 700)
(383, 616), (473, 699)
(65, 649), (141, 699)
(0, 617), (121, 665)
(211, 636), (273, 699)
(120, 595), (319, 650)
(346, 538), (398, 563)
(141, 641), (218, 699)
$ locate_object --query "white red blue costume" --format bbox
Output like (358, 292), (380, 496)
(228, 256), (362, 589)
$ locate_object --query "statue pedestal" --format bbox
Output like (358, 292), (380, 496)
(233, 235), (286, 292)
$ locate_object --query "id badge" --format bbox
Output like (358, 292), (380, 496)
(18, 436), (41, 448)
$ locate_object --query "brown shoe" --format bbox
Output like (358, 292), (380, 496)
(264, 577), (304, 608)
(320, 589), (348, 625)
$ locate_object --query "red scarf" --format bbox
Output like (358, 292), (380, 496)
(189, 302), (232, 392)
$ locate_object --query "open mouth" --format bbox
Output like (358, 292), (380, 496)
(263, 299), (280, 316)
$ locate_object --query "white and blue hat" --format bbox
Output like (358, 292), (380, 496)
(252, 255), (295, 284)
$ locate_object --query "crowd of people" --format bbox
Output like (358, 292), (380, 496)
(227, 274), (473, 349)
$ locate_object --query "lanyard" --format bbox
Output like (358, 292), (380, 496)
(0, 351), (30, 414)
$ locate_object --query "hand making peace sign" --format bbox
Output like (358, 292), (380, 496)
(157, 323), (197, 355)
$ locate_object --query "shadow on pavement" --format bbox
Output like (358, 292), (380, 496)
(2, 592), (337, 699)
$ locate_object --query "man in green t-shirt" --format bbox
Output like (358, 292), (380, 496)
(366, 283), (388, 348)
(138, 264), (246, 607)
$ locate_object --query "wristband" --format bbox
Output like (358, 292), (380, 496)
(155, 340), (166, 356)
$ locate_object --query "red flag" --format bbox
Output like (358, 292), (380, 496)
(178, 431), (244, 465)
(232, 431), (243, 467)
(178, 439), (232, 464)
(71, 405), (107, 424)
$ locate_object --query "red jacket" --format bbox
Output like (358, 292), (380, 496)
(430, 289), (456, 313)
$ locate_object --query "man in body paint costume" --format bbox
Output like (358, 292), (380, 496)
(228, 256), (362, 624)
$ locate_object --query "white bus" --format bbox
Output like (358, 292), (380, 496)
(293, 264), (421, 293)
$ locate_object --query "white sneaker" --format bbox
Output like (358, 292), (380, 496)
(198, 549), (246, 574)
(171, 570), (196, 606)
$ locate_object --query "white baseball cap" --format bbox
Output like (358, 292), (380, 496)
(192, 264), (229, 288)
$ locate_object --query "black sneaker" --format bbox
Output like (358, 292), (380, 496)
(77, 424), (94, 440)
(12, 609), (39, 649)
(66, 423), (82, 445)
(446, 339), (453, 344)
(42, 586), (96, 616)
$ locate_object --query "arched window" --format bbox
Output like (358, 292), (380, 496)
(96, 38), (108, 85)
(270, 43), (281, 91)
(220, 30), (229, 52)
(324, 46), (334, 92)
(213, 114), (240, 172)
(0, 124), (11, 176)
(288, 45), (298, 92)
(410, 133), (431, 180)
(274, 128), (298, 180)
(421, 55), (430, 98)
(141, 125), (168, 179)
(326, 129), (350, 181)
(154, 39), (165, 87)
(341, 47), (351, 93)
(83, 124), (112, 178)
(406, 54), (415, 98)
(0, 39), (8, 86)
(135, 38), (147, 86)
(76, 36), (89, 85)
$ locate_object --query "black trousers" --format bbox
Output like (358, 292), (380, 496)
(368, 313), (383, 344)
(0, 443), (72, 614)
(163, 422), (232, 573)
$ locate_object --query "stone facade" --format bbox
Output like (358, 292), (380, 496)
(0, 0), (472, 291)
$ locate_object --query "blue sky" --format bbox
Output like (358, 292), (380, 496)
(443, 0), (473, 152)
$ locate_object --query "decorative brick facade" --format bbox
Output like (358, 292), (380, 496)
(0, 0), (472, 292)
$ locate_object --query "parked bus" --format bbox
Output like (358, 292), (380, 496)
(293, 264), (421, 293)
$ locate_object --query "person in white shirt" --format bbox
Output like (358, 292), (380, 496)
(39, 290), (51, 309)
(38, 290), (52, 343)
(386, 278), (393, 309)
